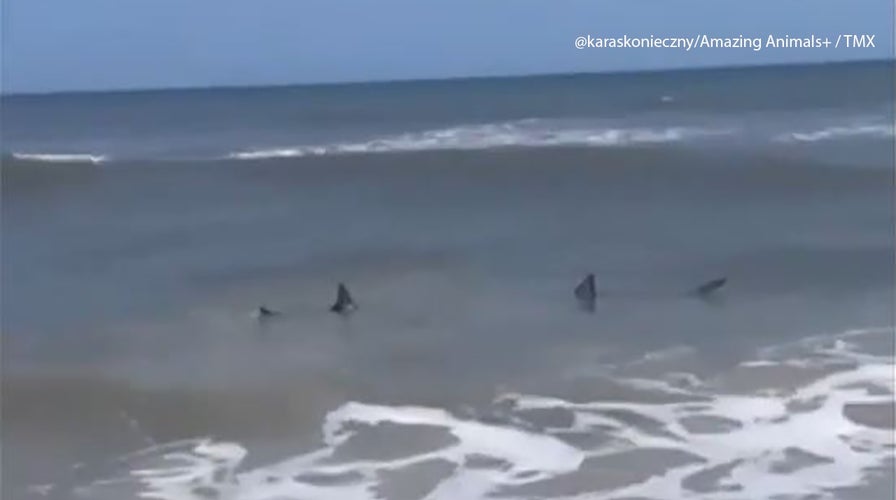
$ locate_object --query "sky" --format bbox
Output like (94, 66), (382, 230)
(1, 0), (893, 93)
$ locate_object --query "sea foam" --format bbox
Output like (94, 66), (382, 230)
(65, 326), (894, 500)
(11, 152), (107, 164)
(226, 120), (732, 160)
(776, 122), (895, 143)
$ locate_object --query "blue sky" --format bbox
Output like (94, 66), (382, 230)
(1, 0), (893, 93)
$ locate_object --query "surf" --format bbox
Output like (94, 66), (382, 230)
(63, 326), (894, 500)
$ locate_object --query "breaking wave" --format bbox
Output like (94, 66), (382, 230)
(63, 326), (894, 500)
(226, 120), (733, 160)
(776, 122), (895, 143)
(10, 152), (107, 164)
(7, 115), (894, 165)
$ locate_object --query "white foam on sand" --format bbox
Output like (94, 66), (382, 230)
(75, 326), (893, 500)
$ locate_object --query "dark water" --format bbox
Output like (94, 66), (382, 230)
(2, 62), (894, 500)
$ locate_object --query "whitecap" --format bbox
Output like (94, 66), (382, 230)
(777, 123), (895, 143)
(225, 120), (734, 160)
(11, 152), (107, 164)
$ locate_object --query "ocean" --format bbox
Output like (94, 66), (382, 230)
(2, 61), (894, 500)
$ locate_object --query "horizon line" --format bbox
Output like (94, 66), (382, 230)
(2, 57), (893, 98)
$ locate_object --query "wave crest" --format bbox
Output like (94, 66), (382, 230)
(227, 120), (732, 160)
(11, 152), (107, 164)
(776, 123), (895, 143)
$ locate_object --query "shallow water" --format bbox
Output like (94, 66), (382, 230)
(2, 62), (894, 499)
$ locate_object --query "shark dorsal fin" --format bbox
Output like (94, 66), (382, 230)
(695, 277), (727, 296)
(574, 273), (597, 309)
(330, 283), (357, 314)
(253, 305), (279, 319)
